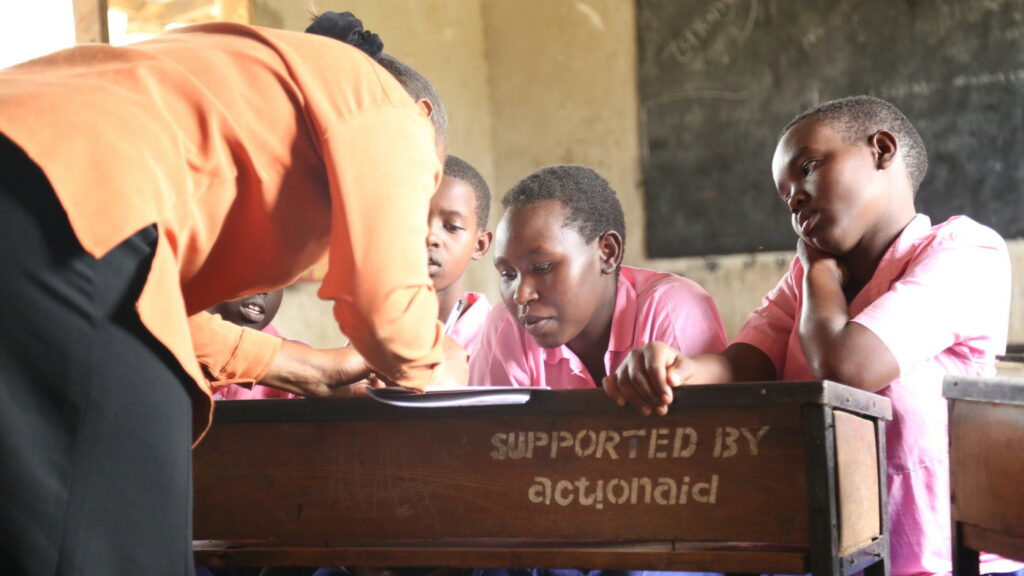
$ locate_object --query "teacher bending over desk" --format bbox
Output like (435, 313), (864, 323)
(0, 18), (450, 575)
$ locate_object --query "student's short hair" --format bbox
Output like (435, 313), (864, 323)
(782, 95), (929, 192)
(376, 54), (448, 142)
(444, 155), (491, 230)
(502, 165), (626, 250)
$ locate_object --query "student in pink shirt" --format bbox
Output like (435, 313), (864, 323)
(605, 96), (1022, 576)
(430, 155), (494, 358)
(470, 165), (727, 389)
(206, 288), (299, 400)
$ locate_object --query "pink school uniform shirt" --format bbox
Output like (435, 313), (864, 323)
(734, 215), (1020, 576)
(448, 291), (491, 358)
(212, 323), (298, 400)
(469, 265), (728, 388)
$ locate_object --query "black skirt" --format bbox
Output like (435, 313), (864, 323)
(0, 134), (195, 575)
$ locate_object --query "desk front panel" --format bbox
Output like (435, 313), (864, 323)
(949, 399), (1024, 560)
(194, 391), (810, 546)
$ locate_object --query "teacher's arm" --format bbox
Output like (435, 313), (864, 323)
(318, 106), (447, 390)
(189, 311), (377, 397)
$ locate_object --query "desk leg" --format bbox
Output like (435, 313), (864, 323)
(804, 405), (842, 576)
(952, 522), (980, 576)
(948, 399), (980, 576)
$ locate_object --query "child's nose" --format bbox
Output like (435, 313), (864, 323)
(787, 189), (808, 213)
(513, 276), (538, 305)
(426, 228), (441, 247)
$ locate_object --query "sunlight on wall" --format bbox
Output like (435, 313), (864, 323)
(0, 0), (76, 69)
(107, 0), (250, 46)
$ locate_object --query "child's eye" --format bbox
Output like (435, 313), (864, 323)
(800, 159), (818, 176)
(533, 262), (553, 274)
(498, 269), (517, 281)
(444, 223), (465, 233)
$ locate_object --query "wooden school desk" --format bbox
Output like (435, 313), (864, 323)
(193, 382), (892, 576)
(945, 374), (1024, 576)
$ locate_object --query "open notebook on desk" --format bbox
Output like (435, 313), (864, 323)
(368, 386), (549, 408)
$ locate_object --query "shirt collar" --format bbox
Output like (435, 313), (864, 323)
(887, 214), (932, 260)
(607, 268), (638, 353)
(851, 214), (931, 311)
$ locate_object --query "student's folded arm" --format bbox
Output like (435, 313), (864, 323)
(797, 229), (1007, 393)
(604, 342), (775, 416)
(188, 311), (282, 389)
(799, 258), (899, 392)
(606, 276), (782, 415)
(717, 343), (778, 383)
(317, 107), (445, 390)
(731, 261), (798, 383)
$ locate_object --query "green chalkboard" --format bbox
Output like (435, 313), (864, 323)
(638, 0), (1024, 257)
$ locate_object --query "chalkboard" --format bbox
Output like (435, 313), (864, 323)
(638, 0), (1024, 257)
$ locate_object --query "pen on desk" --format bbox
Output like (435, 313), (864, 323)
(442, 299), (464, 335)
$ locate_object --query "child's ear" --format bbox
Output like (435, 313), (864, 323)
(472, 230), (493, 261)
(598, 231), (624, 275)
(416, 98), (434, 120)
(870, 130), (899, 170)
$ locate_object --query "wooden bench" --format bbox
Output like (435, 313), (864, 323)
(945, 374), (1024, 576)
(193, 382), (891, 576)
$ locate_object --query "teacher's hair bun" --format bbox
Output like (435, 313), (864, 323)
(305, 11), (384, 59)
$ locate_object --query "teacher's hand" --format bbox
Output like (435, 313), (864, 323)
(259, 340), (381, 398)
(362, 335), (470, 393)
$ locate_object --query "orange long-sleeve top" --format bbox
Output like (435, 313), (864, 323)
(0, 23), (445, 442)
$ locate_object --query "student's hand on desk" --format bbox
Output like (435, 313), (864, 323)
(603, 341), (693, 416)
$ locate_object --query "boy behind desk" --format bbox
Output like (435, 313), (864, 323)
(606, 96), (1022, 576)
(470, 164), (727, 389)
(206, 288), (297, 400)
(429, 155), (493, 357)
